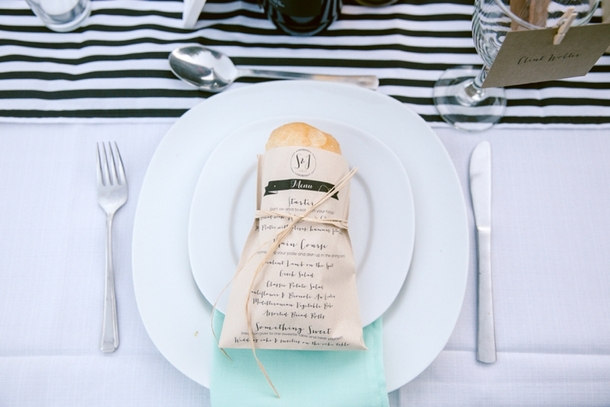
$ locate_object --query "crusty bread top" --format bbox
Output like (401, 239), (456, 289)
(265, 122), (342, 155)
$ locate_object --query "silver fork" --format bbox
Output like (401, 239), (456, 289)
(96, 141), (128, 353)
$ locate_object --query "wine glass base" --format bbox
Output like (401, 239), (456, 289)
(433, 66), (506, 132)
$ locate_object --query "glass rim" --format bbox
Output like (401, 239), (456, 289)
(491, 0), (601, 31)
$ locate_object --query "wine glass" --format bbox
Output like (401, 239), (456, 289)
(433, 0), (600, 131)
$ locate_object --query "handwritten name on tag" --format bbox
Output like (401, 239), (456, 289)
(483, 23), (610, 88)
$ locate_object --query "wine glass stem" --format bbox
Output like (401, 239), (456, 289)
(457, 66), (490, 105)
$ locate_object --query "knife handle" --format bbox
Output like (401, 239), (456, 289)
(476, 227), (496, 363)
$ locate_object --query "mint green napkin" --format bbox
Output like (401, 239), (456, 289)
(210, 311), (389, 407)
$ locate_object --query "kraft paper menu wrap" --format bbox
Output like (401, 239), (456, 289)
(218, 145), (366, 351)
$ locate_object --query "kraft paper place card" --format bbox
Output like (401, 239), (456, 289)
(483, 23), (610, 88)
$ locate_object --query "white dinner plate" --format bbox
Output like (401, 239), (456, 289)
(132, 81), (469, 392)
(188, 116), (415, 327)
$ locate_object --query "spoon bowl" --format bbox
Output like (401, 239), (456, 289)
(169, 45), (378, 92)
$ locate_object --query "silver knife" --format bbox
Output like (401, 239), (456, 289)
(469, 141), (496, 364)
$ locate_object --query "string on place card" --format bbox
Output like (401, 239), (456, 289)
(553, 7), (577, 45)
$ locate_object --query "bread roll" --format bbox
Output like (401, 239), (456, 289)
(265, 122), (341, 154)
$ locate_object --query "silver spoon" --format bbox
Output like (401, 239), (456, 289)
(168, 45), (379, 92)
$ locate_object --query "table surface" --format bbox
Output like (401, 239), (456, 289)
(1, 1), (610, 406)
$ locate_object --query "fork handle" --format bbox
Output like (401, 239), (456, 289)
(101, 213), (119, 353)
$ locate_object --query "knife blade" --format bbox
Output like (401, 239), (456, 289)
(469, 141), (496, 364)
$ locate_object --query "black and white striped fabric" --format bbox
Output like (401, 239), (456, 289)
(0, 0), (608, 127)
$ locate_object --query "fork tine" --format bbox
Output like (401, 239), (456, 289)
(102, 142), (112, 186)
(96, 142), (106, 186)
(112, 141), (127, 185)
(106, 142), (118, 186)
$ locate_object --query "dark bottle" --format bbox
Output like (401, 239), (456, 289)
(260, 0), (342, 36)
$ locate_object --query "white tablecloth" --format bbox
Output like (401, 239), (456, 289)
(2, 0), (610, 404)
(2, 122), (609, 406)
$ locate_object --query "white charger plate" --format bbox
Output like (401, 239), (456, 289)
(132, 81), (469, 392)
(188, 116), (415, 327)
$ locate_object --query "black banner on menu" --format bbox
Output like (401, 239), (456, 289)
(264, 179), (339, 200)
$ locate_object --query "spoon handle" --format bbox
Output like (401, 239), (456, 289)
(241, 69), (379, 90)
